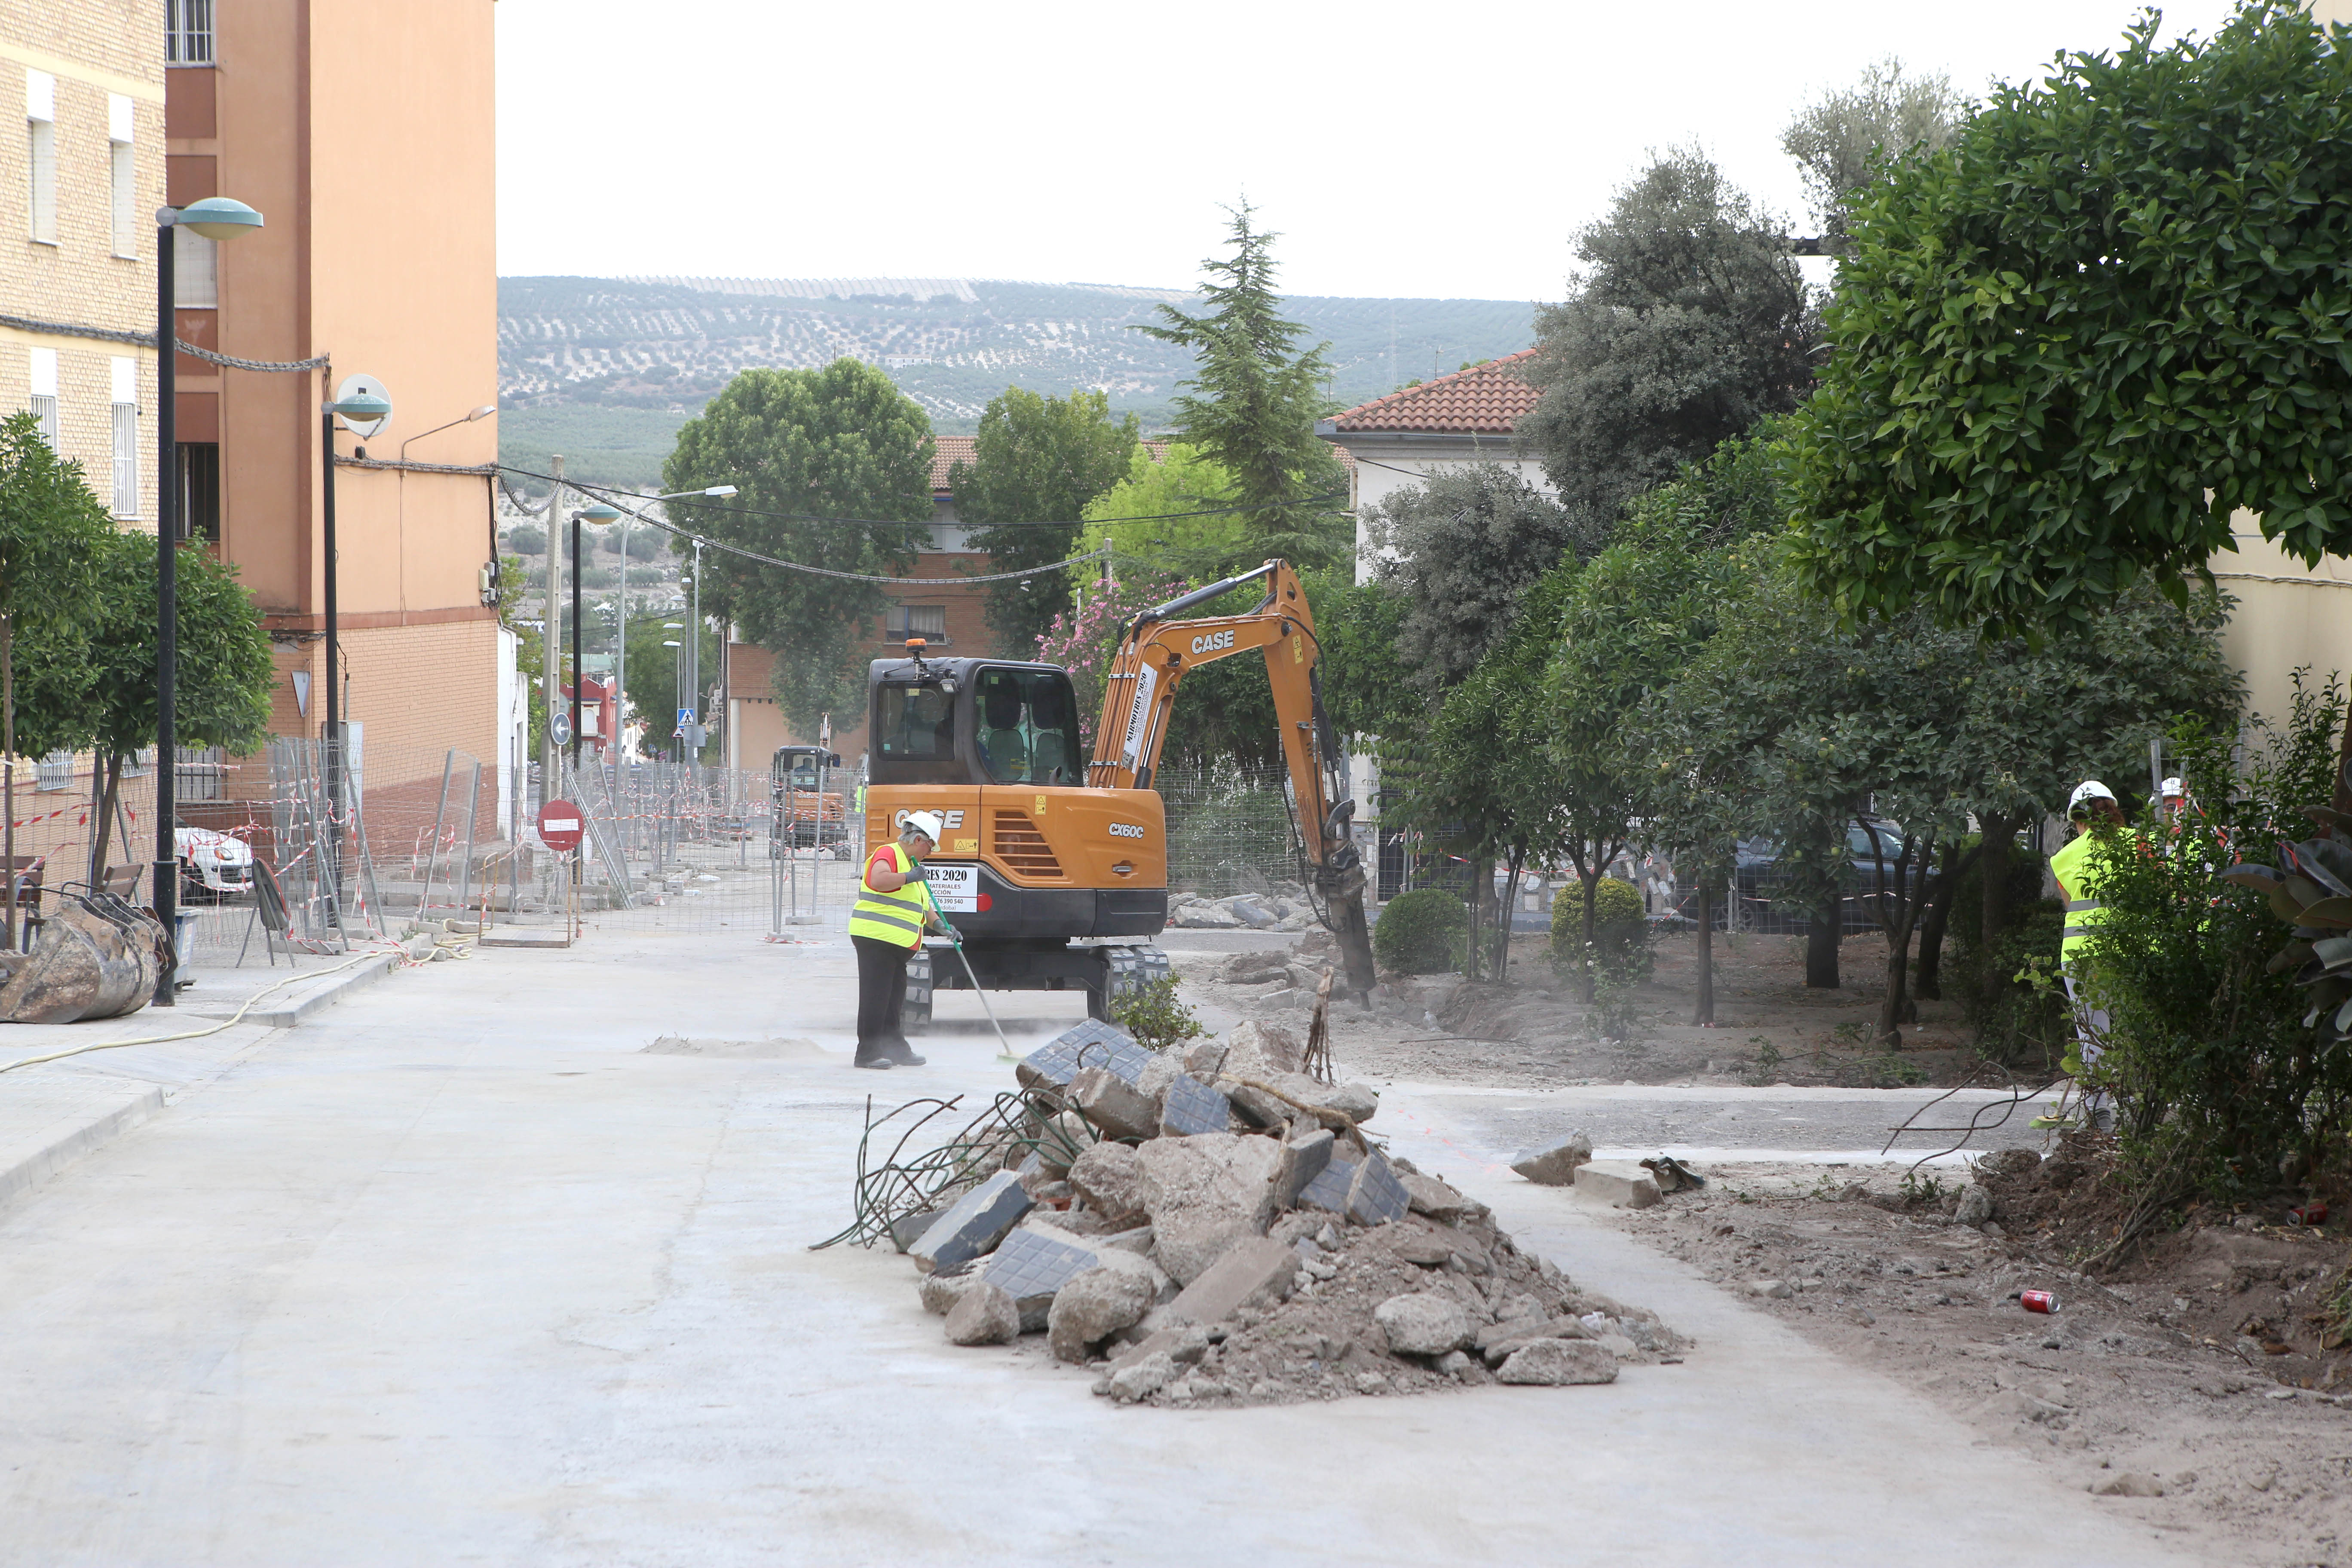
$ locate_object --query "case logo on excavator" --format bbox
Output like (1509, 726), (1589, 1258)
(1107, 821), (1146, 839)
(1190, 630), (1237, 654)
(894, 808), (966, 830)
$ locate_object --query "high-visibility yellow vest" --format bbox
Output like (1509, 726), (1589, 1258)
(2049, 829), (2115, 962)
(848, 842), (935, 948)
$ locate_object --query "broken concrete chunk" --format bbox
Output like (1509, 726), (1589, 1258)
(1105, 1351), (1178, 1403)
(1496, 1338), (1618, 1385)
(1272, 1128), (1335, 1210)
(1510, 1133), (1593, 1186)
(1572, 1160), (1662, 1210)
(1136, 1133), (1284, 1286)
(1093, 1223), (1155, 1256)
(1158, 1072), (1231, 1138)
(1048, 1264), (1158, 1363)
(2089, 1472), (2165, 1498)
(1180, 1037), (1230, 1081)
(1135, 1051), (1181, 1105)
(1158, 1235), (1298, 1331)
(1374, 1292), (1474, 1356)
(1017, 1019), (1150, 1093)
(1400, 1172), (1471, 1223)
(919, 1265), (982, 1317)
(1071, 1066), (1162, 1142)
(1298, 1155), (1357, 1214)
(889, 1209), (945, 1253)
(1220, 1020), (1303, 1079)
(944, 1281), (1021, 1346)
(1346, 1151), (1412, 1227)
(1954, 1184), (1994, 1227)
(1032, 1111), (1092, 1176)
(908, 1170), (1035, 1274)
(1068, 1141), (1149, 1228)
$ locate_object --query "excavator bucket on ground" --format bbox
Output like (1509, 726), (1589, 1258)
(0, 893), (166, 1025)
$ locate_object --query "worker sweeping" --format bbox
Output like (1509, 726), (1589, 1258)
(847, 810), (956, 1070)
(2046, 780), (2125, 1133)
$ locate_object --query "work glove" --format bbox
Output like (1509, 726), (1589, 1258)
(937, 922), (962, 943)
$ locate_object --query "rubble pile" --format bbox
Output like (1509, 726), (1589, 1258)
(883, 1017), (1683, 1407)
(1166, 891), (1319, 933)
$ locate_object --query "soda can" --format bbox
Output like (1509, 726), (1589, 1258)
(2291, 1203), (2328, 1227)
(2020, 1290), (2061, 1314)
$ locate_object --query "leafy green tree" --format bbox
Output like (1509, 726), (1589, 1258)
(0, 413), (110, 943)
(1781, 58), (1969, 249)
(1080, 442), (1243, 582)
(505, 524), (546, 556)
(1137, 205), (1351, 572)
(663, 360), (933, 733)
(80, 531), (273, 884)
(950, 387), (1139, 651)
(1363, 463), (1583, 701)
(1785, 3), (2352, 637)
(1519, 149), (1818, 540)
(1318, 578), (1420, 741)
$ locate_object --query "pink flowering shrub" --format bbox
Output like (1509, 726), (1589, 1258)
(1033, 573), (1187, 747)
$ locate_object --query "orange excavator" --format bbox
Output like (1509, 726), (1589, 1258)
(861, 559), (1378, 1029)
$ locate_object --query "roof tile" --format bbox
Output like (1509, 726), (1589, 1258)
(1325, 348), (1540, 435)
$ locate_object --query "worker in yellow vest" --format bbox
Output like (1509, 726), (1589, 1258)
(2046, 780), (2126, 1132)
(848, 809), (956, 1069)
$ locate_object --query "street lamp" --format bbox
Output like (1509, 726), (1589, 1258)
(319, 382), (391, 908)
(399, 402), (495, 464)
(569, 501), (622, 770)
(153, 195), (263, 1005)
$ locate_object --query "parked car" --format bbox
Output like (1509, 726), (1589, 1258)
(175, 826), (254, 900)
(1678, 817), (1931, 932)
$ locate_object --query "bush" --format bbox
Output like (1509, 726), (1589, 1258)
(1948, 843), (2067, 1067)
(1375, 888), (1467, 974)
(1109, 976), (1202, 1054)
(1550, 876), (1649, 977)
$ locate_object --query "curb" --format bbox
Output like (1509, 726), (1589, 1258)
(0, 1078), (167, 1214)
(185, 948), (403, 1029)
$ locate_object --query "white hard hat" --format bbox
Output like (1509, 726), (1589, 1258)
(901, 810), (945, 842)
(2160, 777), (2184, 797)
(2067, 780), (2117, 813)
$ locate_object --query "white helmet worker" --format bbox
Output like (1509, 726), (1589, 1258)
(2067, 780), (2118, 816)
(2160, 777), (2184, 799)
(900, 810), (946, 844)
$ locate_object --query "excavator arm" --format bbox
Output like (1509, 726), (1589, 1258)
(1090, 561), (1378, 998)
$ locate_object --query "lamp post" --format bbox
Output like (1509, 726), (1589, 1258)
(318, 382), (391, 911)
(153, 195), (263, 1006)
(399, 402), (495, 464)
(661, 629), (683, 763)
(603, 487), (732, 785)
(569, 501), (622, 772)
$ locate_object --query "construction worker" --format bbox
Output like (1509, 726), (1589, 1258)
(2047, 780), (2125, 1132)
(847, 809), (956, 1069)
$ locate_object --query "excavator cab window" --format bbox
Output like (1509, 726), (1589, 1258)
(975, 667), (1084, 786)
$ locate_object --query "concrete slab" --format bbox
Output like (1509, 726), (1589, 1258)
(0, 929), (2204, 1566)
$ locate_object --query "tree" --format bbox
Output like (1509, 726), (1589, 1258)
(1785, 3), (2352, 637)
(505, 524), (546, 556)
(1137, 205), (1351, 572)
(1519, 149), (1818, 540)
(949, 387), (1139, 651)
(1781, 58), (1969, 249)
(1363, 463), (1583, 701)
(1080, 442), (1243, 581)
(81, 531), (274, 885)
(0, 413), (109, 945)
(662, 360), (933, 734)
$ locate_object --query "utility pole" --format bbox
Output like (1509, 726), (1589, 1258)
(688, 536), (704, 767)
(542, 454), (564, 805)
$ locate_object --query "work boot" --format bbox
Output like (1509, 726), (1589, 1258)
(852, 1049), (894, 1070)
(882, 1042), (928, 1067)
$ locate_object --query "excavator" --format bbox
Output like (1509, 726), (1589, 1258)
(860, 559), (1379, 1030)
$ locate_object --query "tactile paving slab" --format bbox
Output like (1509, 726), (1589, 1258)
(1019, 1018), (1151, 1089)
(1158, 1072), (1229, 1136)
(1347, 1150), (1411, 1226)
(1299, 1156), (1357, 1214)
(981, 1227), (1101, 1302)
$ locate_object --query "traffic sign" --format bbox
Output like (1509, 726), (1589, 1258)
(549, 709), (573, 747)
(677, 706), (695, 728)
(537, 800), (585, 854)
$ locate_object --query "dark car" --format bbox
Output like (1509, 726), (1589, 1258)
(1679, 817), (1932, 933)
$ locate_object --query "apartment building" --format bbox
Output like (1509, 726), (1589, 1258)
(0, 0), (165, 527)
(164, 0), (501, 809)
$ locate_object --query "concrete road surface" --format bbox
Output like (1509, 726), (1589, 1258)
(0, 929), (2192, 1567)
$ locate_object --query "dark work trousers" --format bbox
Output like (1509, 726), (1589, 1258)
(853, 934), (913, 1056)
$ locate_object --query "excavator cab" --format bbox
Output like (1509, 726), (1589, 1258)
(869, 657), (1087, 788)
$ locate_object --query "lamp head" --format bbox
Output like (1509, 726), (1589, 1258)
(466, 404), (496, 422)
(703, 485), (738, 497)
(326, 390), (392, 423)
(577, 502), (623, 525)
(172, 196), (263, 241)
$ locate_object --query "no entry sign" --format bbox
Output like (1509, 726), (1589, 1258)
(537, 800), (585, 854)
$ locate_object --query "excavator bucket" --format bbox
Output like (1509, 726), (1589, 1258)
(0, 894), (165, 1025)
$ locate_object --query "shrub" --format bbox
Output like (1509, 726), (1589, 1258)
(1374, 888), (1467, 974)
(1948, 844), (2067, 1067)
(1551, 876), (1649, 977)
(1109, 977), (1202, 1054)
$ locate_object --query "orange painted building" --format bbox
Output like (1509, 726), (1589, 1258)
(165, 1), (501, 806)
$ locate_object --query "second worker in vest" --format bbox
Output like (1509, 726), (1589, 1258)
(2047, 780), (2126, 1133)
(848, 810), (958, 1070)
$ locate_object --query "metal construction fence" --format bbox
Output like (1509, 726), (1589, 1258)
(1155, 763), (1302, 899)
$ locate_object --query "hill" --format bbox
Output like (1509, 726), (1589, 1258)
(497, 276), (1539, 488)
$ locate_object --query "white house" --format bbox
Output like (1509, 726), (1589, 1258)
(1314, 349), (1548, 585)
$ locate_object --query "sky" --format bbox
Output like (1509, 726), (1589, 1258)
(495, 0), (2246, 304)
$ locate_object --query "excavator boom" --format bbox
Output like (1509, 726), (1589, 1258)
(1091, 561), (1378, 997)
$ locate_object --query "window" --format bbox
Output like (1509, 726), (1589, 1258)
(28, 348), (57, 450)
(177, 442), (220, 543)
(165, 0), (215, 65)
(108, 95), (135, 259)
(26, 70), (55, 245)
(174, 224), (217, 307)
(975, 666), (1085, 785)
(110, 357), (139, 519)
(886, 603), (949, 643)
